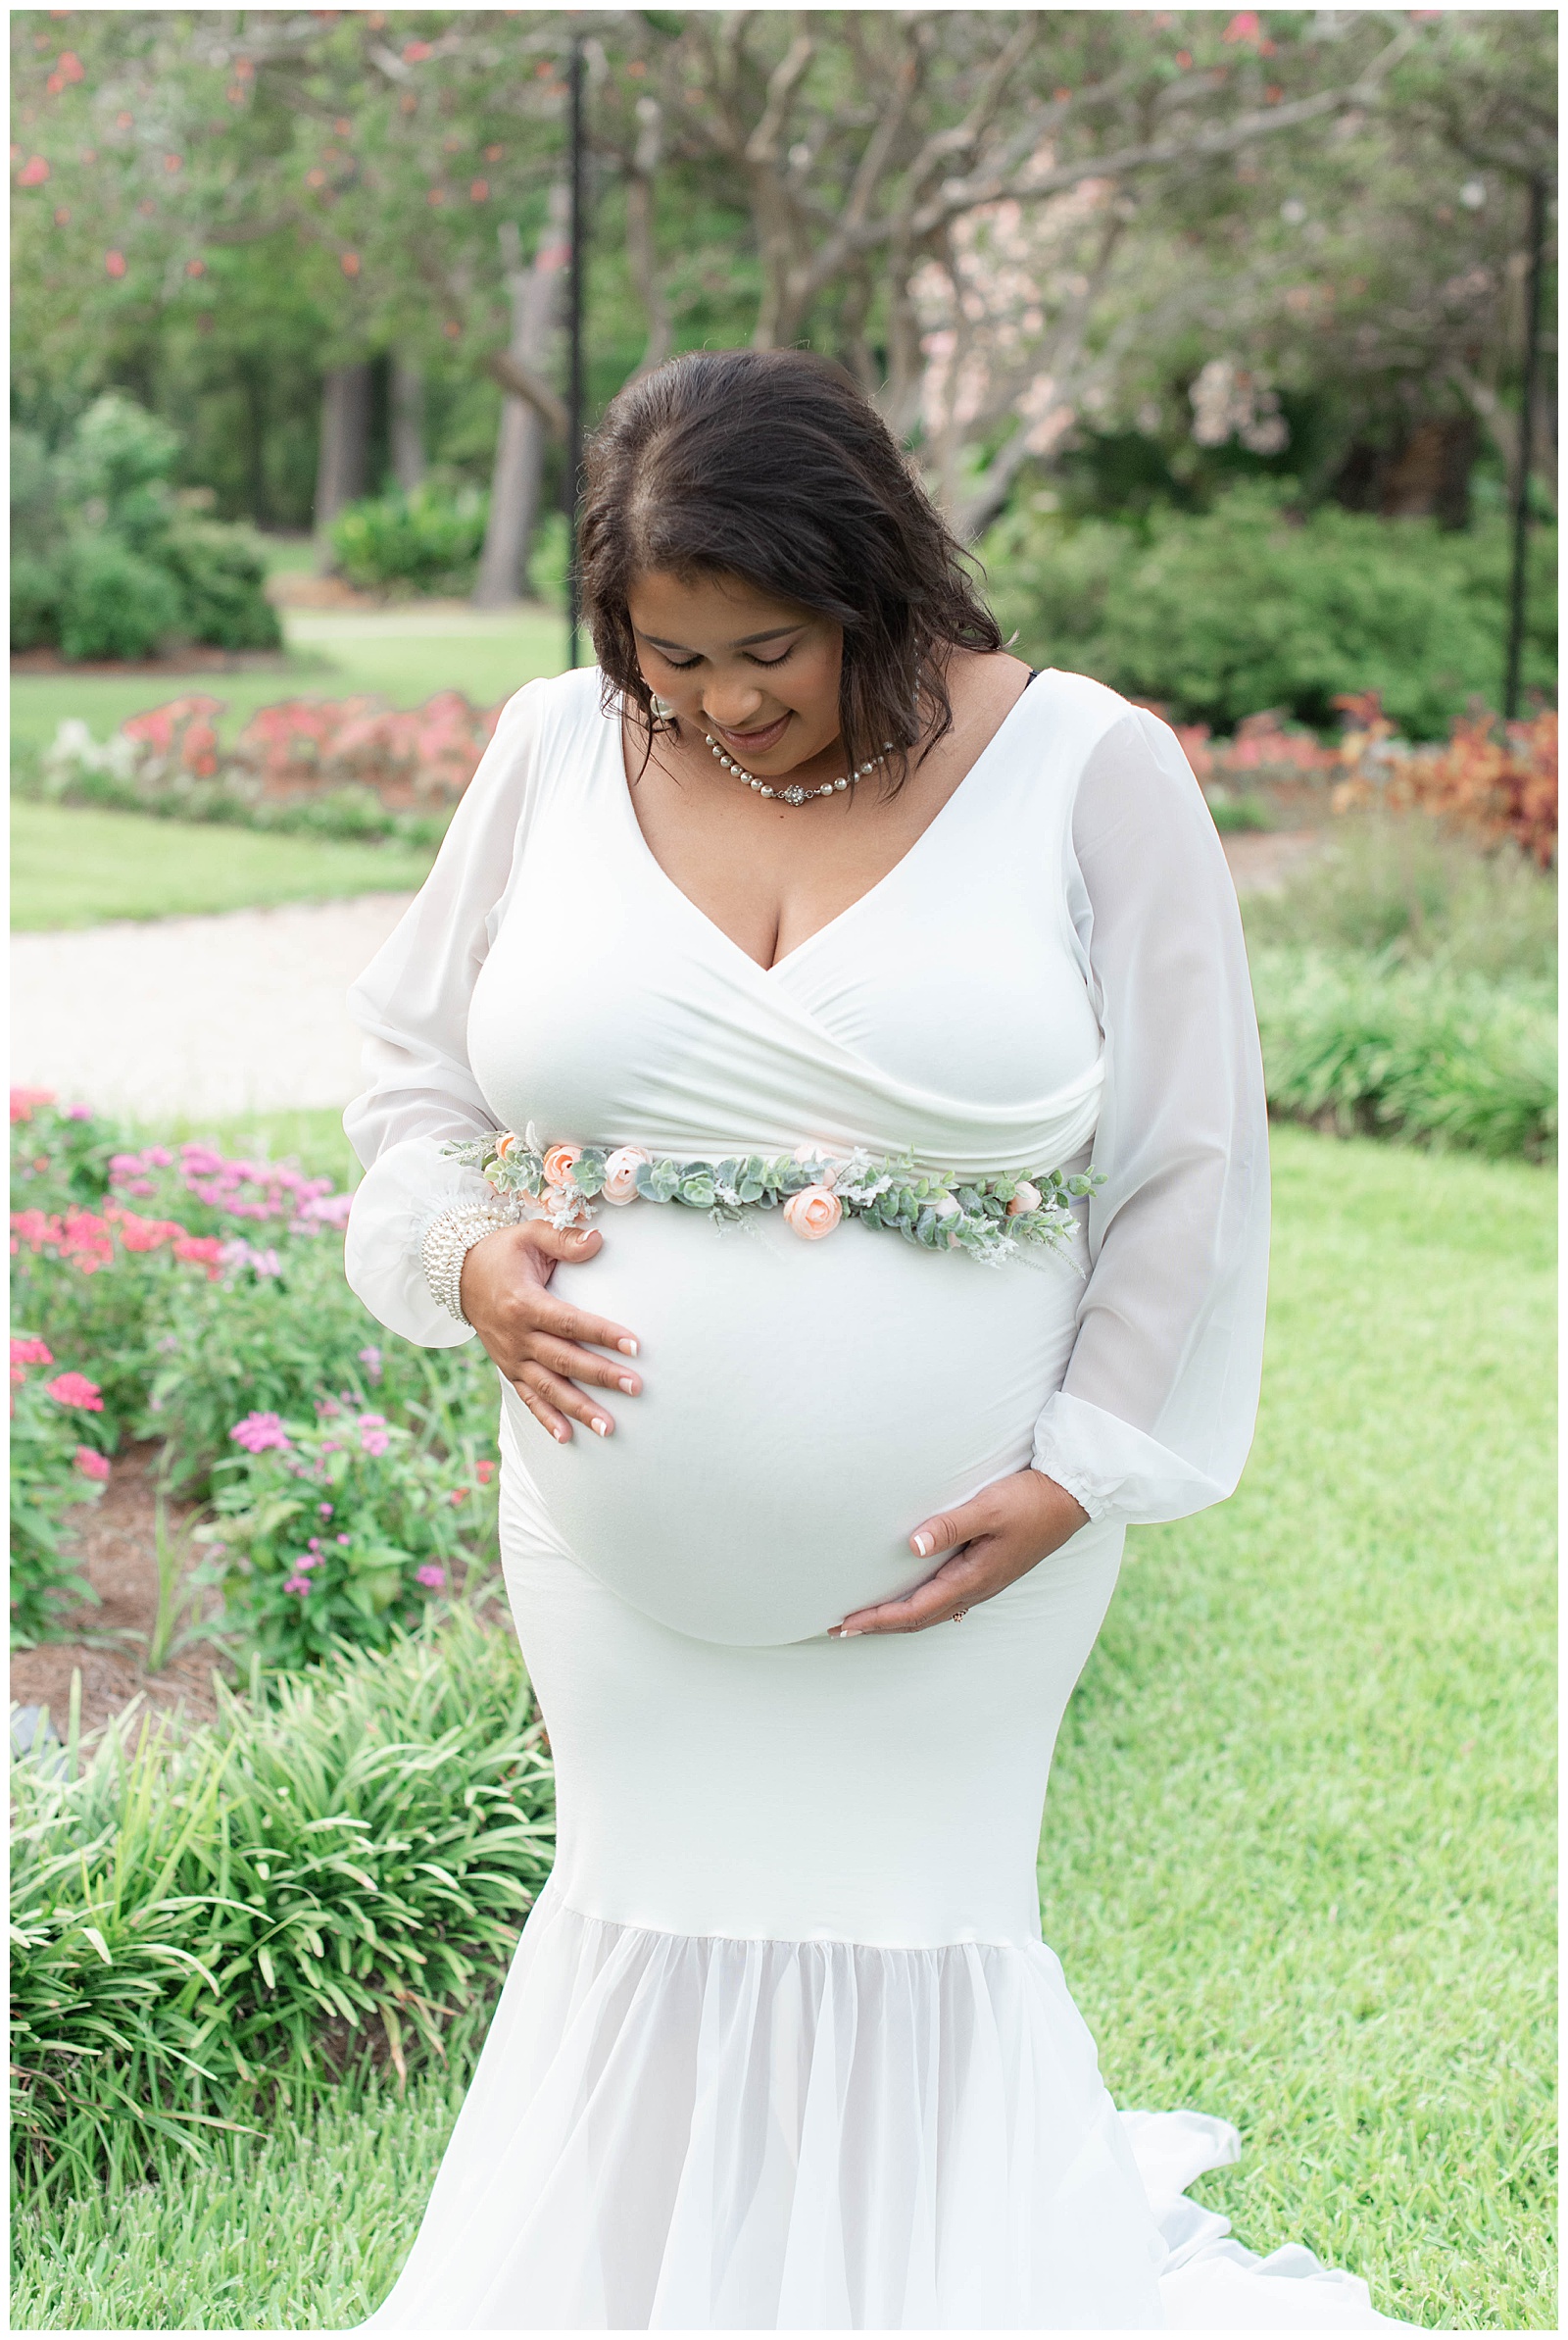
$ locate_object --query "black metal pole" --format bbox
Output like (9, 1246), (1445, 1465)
(565, 32), (585, 672)
(1503, 174), (1546, 720)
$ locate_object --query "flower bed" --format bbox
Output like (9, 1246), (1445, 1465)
(34, 691), (505, 849)
(10, 1091), (497, 1663)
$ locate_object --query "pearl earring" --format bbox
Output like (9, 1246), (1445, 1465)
(650, 692), (676, 722)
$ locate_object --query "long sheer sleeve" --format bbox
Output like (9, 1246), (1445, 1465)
(341, 683), (545, 1348)
(1030, 706), (1270, 1525)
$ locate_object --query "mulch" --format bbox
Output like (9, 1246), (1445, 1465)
(10, 1443), (233, 1743)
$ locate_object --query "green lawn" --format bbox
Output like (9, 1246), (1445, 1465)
(11, 800), (437, 929)
(9, 1127), (1555, 2331)
(10, 602), (572, 772)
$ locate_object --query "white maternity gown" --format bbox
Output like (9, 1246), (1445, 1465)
(344, 665), (1408, 2330)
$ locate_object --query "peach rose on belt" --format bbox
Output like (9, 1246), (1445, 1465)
(783, 1183), (842, 1240)
(1006, 1181), (1043, 1218)
(541, 1143), (582, 1189)
(601, 1145), (651, 1205)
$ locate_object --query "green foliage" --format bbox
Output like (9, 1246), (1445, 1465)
(10, 1611), (556, 2200)
(1252, 946), (1556, 1161)
(9, 1352), (109, 1649)
(11, 396), (281, 661)
(10, 1096), (134, 1213)
(1243, 814), (1559, 988)
(984, 487), (1557, 739)
(328, 483), (490, 596)
(200, 1410), (498, 1668)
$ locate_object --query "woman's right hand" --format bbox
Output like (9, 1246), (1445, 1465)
(460, 1221), (641, 1444)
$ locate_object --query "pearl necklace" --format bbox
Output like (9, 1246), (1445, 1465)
(704, 729), (896, 808)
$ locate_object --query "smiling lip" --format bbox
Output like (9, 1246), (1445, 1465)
(710, 711), (790, 755)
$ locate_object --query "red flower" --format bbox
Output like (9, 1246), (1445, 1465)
(403, 39), (433, 62)
(11, 1088), (55, 1123)
(18, 156), (50, 185)
(11, 1337), (54, 1368)
(105, 249), (126, 277)
(45, 1371), (104, 1412)
(74, 1446), (111, 1481)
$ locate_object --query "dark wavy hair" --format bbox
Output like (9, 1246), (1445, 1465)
(579, 348), (1003, 789)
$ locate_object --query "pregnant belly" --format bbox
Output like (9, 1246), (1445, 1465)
(501, 1200), (1088, 1647)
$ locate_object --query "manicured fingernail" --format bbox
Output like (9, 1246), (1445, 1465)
(837, 1626), (863, 1639)
(618, 1377), (637, 1393)
(554, 1427), (568, 1442)
(591, 1418), (610, 1436)
(618, 1338), (638, 1356)
(912, 1532), (932, 1557)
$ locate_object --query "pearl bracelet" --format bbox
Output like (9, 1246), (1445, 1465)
(421, 1202), (520, 1326)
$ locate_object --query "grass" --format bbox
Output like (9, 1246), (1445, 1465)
(8, 1127), (1555, 2329)
(11, 799), (437, 930)
(10, 603), (572, 772)
(1041, 1123), (1556, 2330)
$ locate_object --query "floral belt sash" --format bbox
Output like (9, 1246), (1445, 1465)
(448, 1127), (1101, 1268)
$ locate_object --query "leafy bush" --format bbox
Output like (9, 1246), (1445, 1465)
(10, 1611), (556, 2198)
(58, 531), (185, 663)
(198, 1409), (498, 1668)
(1243, 813), (1558, 989)
(9, 1342), (111, 1647)
(328, 483), (488, 596)
(11, 395), (281, 660)
(1252, 946), (1556, 1160)
(984, 485), (1557, 740)
(10, 1091), (132, 1212)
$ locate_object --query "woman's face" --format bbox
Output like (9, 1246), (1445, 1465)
(627, 569), (844, 775)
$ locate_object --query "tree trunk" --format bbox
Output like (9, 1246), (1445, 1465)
(314, 361), (372, 562)
(391, 358), (427, 493)
(473, 190), (569, 609)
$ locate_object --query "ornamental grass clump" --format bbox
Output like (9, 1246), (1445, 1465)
(11, 1610), (556, 2202)
(1250, 946), (1556, 1162)
(198, 1407), (499, 1667)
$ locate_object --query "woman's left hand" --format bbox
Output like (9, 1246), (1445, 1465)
(832, 1469), (1091, 1637)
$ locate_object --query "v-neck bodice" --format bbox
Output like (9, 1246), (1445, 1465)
(466, 666), (1105, 1177)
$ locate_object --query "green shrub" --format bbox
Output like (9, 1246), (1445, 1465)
(1244, 813), (1558, 988)
(328, 483), (488, 596)
(162, 517), (282, 652)
(58, 530), (183, 662)
(10, 1611), (556, 2199)
(983, 485), (1557, 740)
(1252, 945), (1556, 1160)
(11, 395), (283, 660)
(199, 1408), (498, 1668)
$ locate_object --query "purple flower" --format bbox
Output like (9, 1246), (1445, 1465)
(318, 1502), (333, 1519)
(66, 1103), (92, 1121)
(283, 1572), (315, 1596)
(415, 1564), (447, 1590)
(336, 1533), (352, 1546)
(230, 1412), (291, 1454)
(358, 1345), (383, 1384)
(357, 1412), (390, 1459)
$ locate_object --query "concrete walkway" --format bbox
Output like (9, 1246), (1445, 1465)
(10, 892), (414, 1122)
(9, 835), (1314, 1123)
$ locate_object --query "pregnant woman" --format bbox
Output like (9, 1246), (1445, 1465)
(346, 350), (1404, 2329)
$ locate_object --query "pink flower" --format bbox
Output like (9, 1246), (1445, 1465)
(283, 1572), (315, 1596)
(10, 1089), (55, 1123)
(357, 1412), (390, 1458)
(318, 1501), (334, 1518)
(783, 1185), (843, 1242)
(230, 1412), (291, 1453)
(336, 1533), (351, 1545)
(358, 1345), (383, 1382)
(1006, 1182), (1043, 1218)
(475, 1459), (497, 1485)
(416, 1564), (446, 1589)
(45, 1371), (104, 1411)
(600, 1145), (651, 1205)
(449, 1487), (467, 1507)
(11, 1337), (53, 1368)
(541, 1144), (582, 1190)
(74, 1446), (111, 1481)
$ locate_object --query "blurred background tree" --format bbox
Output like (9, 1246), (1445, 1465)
(9, 7), (1556, 706)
